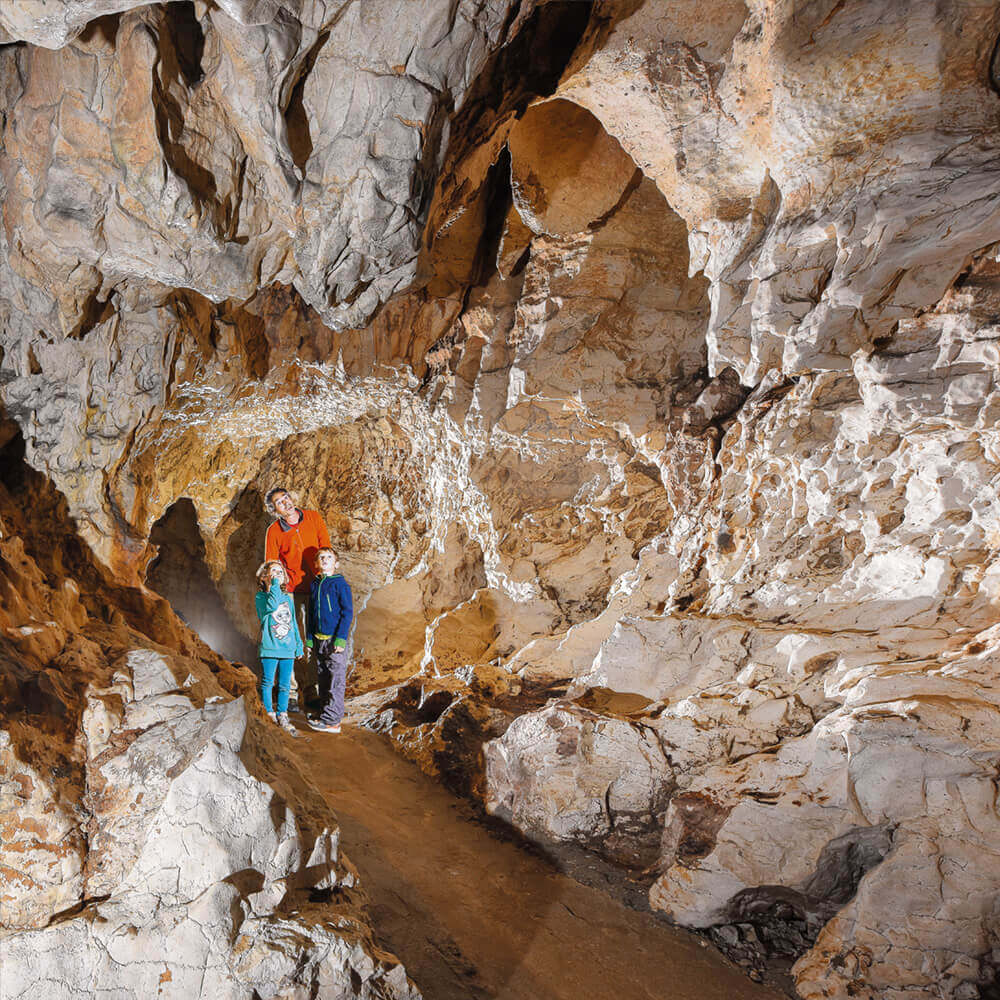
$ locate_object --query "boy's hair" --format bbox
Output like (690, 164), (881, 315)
(314, 546), (339, 570)
(264, 486), (297, 515)
(256, 560), (288, 592)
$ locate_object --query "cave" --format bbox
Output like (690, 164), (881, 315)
(145, 498), (257, 666)
(3, 3), (1000, 1000)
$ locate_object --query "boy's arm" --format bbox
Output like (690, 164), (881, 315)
(333, 579), (353, 649)
(292, 597), (304, 657)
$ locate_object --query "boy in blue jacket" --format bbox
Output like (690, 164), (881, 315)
(306, 547), (353, 733)
(255, 561), (303, 736)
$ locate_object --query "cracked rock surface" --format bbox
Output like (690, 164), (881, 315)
(0, 463), (418, 998)
(5, 2), (1000, 998)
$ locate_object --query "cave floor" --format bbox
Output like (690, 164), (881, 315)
(288, 719), (785, 1000)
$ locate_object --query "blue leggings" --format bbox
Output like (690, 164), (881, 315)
(260, 658), (294, 713)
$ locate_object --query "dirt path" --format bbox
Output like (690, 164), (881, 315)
(290, 721), (785, 1000)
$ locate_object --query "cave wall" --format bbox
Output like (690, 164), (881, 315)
(0, 435), (419, 996)
(4, 2), (1000, 998)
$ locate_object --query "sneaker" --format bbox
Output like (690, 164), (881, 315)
(266, 711), (277, 722)
(276, 712), (300, 737)
(308, 720), (341, 733)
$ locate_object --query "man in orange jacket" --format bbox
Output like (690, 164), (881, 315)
(264, 486), (331, 708)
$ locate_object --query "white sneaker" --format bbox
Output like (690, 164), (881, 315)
(266, 711), (277, 722)
(277, 712), (300, 737)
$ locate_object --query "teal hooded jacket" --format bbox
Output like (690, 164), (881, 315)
(255, 580), (303, 659)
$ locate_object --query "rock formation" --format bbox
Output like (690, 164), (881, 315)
(4, 1), (1000, 998)
(0, 453), (419, 996)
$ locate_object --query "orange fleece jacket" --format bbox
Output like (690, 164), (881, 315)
(264, 508), (331, 594)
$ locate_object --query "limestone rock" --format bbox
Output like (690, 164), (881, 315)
(3, 648), (419, 999)
(484, 701), (673, 869)
(0, 0), (542, 349)
(7, 2), (1000, 997)
(558, 1), (1000, 381)
(0, 467), (419, 998)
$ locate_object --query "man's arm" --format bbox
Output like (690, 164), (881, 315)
(264, 522), (278, 562)
(305, 581), (316, 646)
(315, 510), (331, 549)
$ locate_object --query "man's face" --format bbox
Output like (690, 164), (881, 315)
(317, 551), (338, 575)
(272, 492), (295, 517)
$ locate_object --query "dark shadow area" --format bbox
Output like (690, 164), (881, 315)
(285, 30), (329, 174)
(69, 285), (115, 340)
(448, 1), (595, 161)
(166, 1), (206, 87)
(77, 12), (120, 48)
(0, 417), (224, 819)
(219, 482), (270, 641)
(146, 498), (256, 666)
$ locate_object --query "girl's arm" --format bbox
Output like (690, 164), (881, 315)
(259, 578), (284, 614)
(305, 580), (317, 646)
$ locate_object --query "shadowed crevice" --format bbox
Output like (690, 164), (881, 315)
(146, 498), (257, 665)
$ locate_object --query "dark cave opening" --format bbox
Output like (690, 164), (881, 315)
(168, 1), (206, 87)
(145, 498), (256, 666)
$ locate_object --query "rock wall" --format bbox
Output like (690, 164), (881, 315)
(0, 447), (419, 997)
(4, 2), (1000, 998)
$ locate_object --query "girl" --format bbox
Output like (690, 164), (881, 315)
(255, 560), (302, 736)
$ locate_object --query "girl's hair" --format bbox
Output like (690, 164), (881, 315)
(264, 486), (298, 515)
(314, 546), (338, 570)
(256, 560), (288, 592)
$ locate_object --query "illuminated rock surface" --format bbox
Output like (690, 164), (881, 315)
(4, 2), (1000, 998)
(0, 464), (418, 998)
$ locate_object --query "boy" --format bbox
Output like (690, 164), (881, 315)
(306, 547), (353, 734)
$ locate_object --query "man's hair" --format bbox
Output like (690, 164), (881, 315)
(256, 560), (288, 592)
(264, 486), (297, 515)
(314, 546), (338, 570)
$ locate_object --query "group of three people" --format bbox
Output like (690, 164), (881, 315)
(255, 486), (353, 736)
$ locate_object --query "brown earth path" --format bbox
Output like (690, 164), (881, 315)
(289, 720), (786, 1000)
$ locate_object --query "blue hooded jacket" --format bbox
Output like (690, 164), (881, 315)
(255, 580), (303, 659)
(308, 574), (353, 646)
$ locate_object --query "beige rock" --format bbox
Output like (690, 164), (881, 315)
(485, 700), (674, 869)
(0, 470), (419, 998)
(7, 2), (1000, 996)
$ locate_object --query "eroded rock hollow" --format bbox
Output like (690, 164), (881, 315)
(4, 1), (1000, 998)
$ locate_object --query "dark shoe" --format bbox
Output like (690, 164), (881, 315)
(308, 720), (341, 733)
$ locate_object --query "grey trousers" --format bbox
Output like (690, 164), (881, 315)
(292, 591), (319, 704)
(315, 638), (347, 725)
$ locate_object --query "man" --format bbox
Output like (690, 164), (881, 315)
(263, 486), (331, 708)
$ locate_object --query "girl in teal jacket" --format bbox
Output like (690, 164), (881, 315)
(255, 561), (303, 735)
